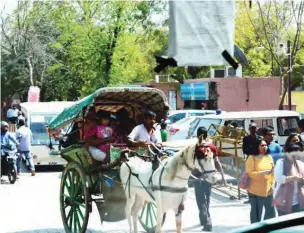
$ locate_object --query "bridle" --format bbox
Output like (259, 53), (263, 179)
(191, 144), (217, 181)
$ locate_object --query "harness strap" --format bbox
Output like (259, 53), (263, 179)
(181, 152), (194, 172)
(152, 185), (187, 193)
(151, 160), (188, 193)
(125, 162), (155, 201)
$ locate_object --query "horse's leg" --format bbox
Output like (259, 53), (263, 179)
(125, 194), (136, 233)
(174, 208), (183, 233)
(155, 198), (164, 233)
(131, 194), (144, 233)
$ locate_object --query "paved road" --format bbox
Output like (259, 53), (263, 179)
(0, 169), (250, 233)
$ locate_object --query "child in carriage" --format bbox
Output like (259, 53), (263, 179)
(83, 110), (116, 162)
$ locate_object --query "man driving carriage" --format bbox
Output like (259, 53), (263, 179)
(126, 110), (162, 148)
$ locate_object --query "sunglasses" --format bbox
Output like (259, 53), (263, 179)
(267, 133), (275, 136)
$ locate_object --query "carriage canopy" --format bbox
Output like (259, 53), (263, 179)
(48, 87), (170, 132)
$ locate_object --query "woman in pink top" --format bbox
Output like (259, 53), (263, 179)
(83, 111), (116, 162)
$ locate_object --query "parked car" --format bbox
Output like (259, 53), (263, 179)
(164, 115), (221, 149)
(164, 110), (301, 151)
(167, 117), (197, 141)
(165, 110), (217, 125)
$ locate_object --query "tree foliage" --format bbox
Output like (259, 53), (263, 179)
(1, 0), (303, 103)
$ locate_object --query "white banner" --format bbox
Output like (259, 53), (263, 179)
(168, 0), (236, 66)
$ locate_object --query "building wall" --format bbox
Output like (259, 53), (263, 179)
(138, 82), (184, 110)
(184, 77), (281, 111)
(284, 91), (304, 113)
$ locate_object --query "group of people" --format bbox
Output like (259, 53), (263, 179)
(68, 108), (164, 163)
(243, 119), (304, 224)
(6, 105), (25, 132)
(1, 119), (35, 177)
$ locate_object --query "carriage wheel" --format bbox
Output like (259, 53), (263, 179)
(138, 202), (166, 233)
(60, 161), (90, 233)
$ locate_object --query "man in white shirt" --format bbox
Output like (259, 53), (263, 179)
(127, 111), (161, 148)
(15, 119), (35, 176)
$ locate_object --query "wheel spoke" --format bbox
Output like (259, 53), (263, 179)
(76, 206), (84, 221)
(74, 200), (86, 208)
(67, 171), (74, 196)
(69, 207), (74, 232)
(63, 180), (71, 196)
(66, 208), (72, 230)
(148, 203), (154, 227)
(63, 203), (69, 209)
(74, 207), (82, 231)
(151, 203), (157, 221)
(74, 207), (77, 233)
(145, 203), (150, 227)
(73, 175), (81, 197)
(63, 194), (70, 198)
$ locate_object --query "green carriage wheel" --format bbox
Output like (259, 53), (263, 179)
(60, 161), (90, 233)
(138, 202), (166, 233)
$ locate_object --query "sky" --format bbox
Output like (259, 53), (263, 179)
(1, 0), (18, 16)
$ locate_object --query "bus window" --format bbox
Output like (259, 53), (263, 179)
(31, 115), (58, 145)
(277, 117), (299, 136)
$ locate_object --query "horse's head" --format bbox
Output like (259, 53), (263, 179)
(192, 138), (218, 184)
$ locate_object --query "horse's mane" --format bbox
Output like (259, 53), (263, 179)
(164, 143), (195, 180)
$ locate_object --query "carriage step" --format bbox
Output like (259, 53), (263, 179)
(91, 194), (104, 202)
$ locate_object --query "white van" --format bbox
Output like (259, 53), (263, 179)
(20, 102), (74, 166)
(164, 110), (301, 151)
(166, 110), (217, 125)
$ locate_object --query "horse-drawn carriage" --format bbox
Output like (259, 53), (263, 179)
(48, 87), (217, 233)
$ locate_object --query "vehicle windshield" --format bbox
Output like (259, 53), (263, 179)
(174, 117), (194, 126)
(30, 115), (58, 145)
(188, 118), (222, 138)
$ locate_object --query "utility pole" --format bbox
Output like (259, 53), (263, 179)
(287, 40), (292, 110)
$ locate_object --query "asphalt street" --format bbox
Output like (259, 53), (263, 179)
(0, 168), (251, 233)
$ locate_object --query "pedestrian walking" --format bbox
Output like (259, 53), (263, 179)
(17, 111), (25, 126)
(273, 144), (304, 216)
(283, 133), (303, 152)
(6, 105), (19, 132)
(262, 127), (283, 165)
(15, 119), (35, 176)
(193, 126), (226, 232)
(243, 122), (261, 159)
(246, 139), (275, 224)
(242, 122), (261, 204)
(160, 122), (168, 142)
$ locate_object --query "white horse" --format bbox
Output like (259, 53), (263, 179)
(120, 138), (218, 233)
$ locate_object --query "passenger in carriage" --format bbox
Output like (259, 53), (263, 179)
(126, 110), (161, 148)
(83, 111), (116, 162)
(114, 108), (136, 144)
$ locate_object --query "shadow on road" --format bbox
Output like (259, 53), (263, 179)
(1, 178), (11, 184)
